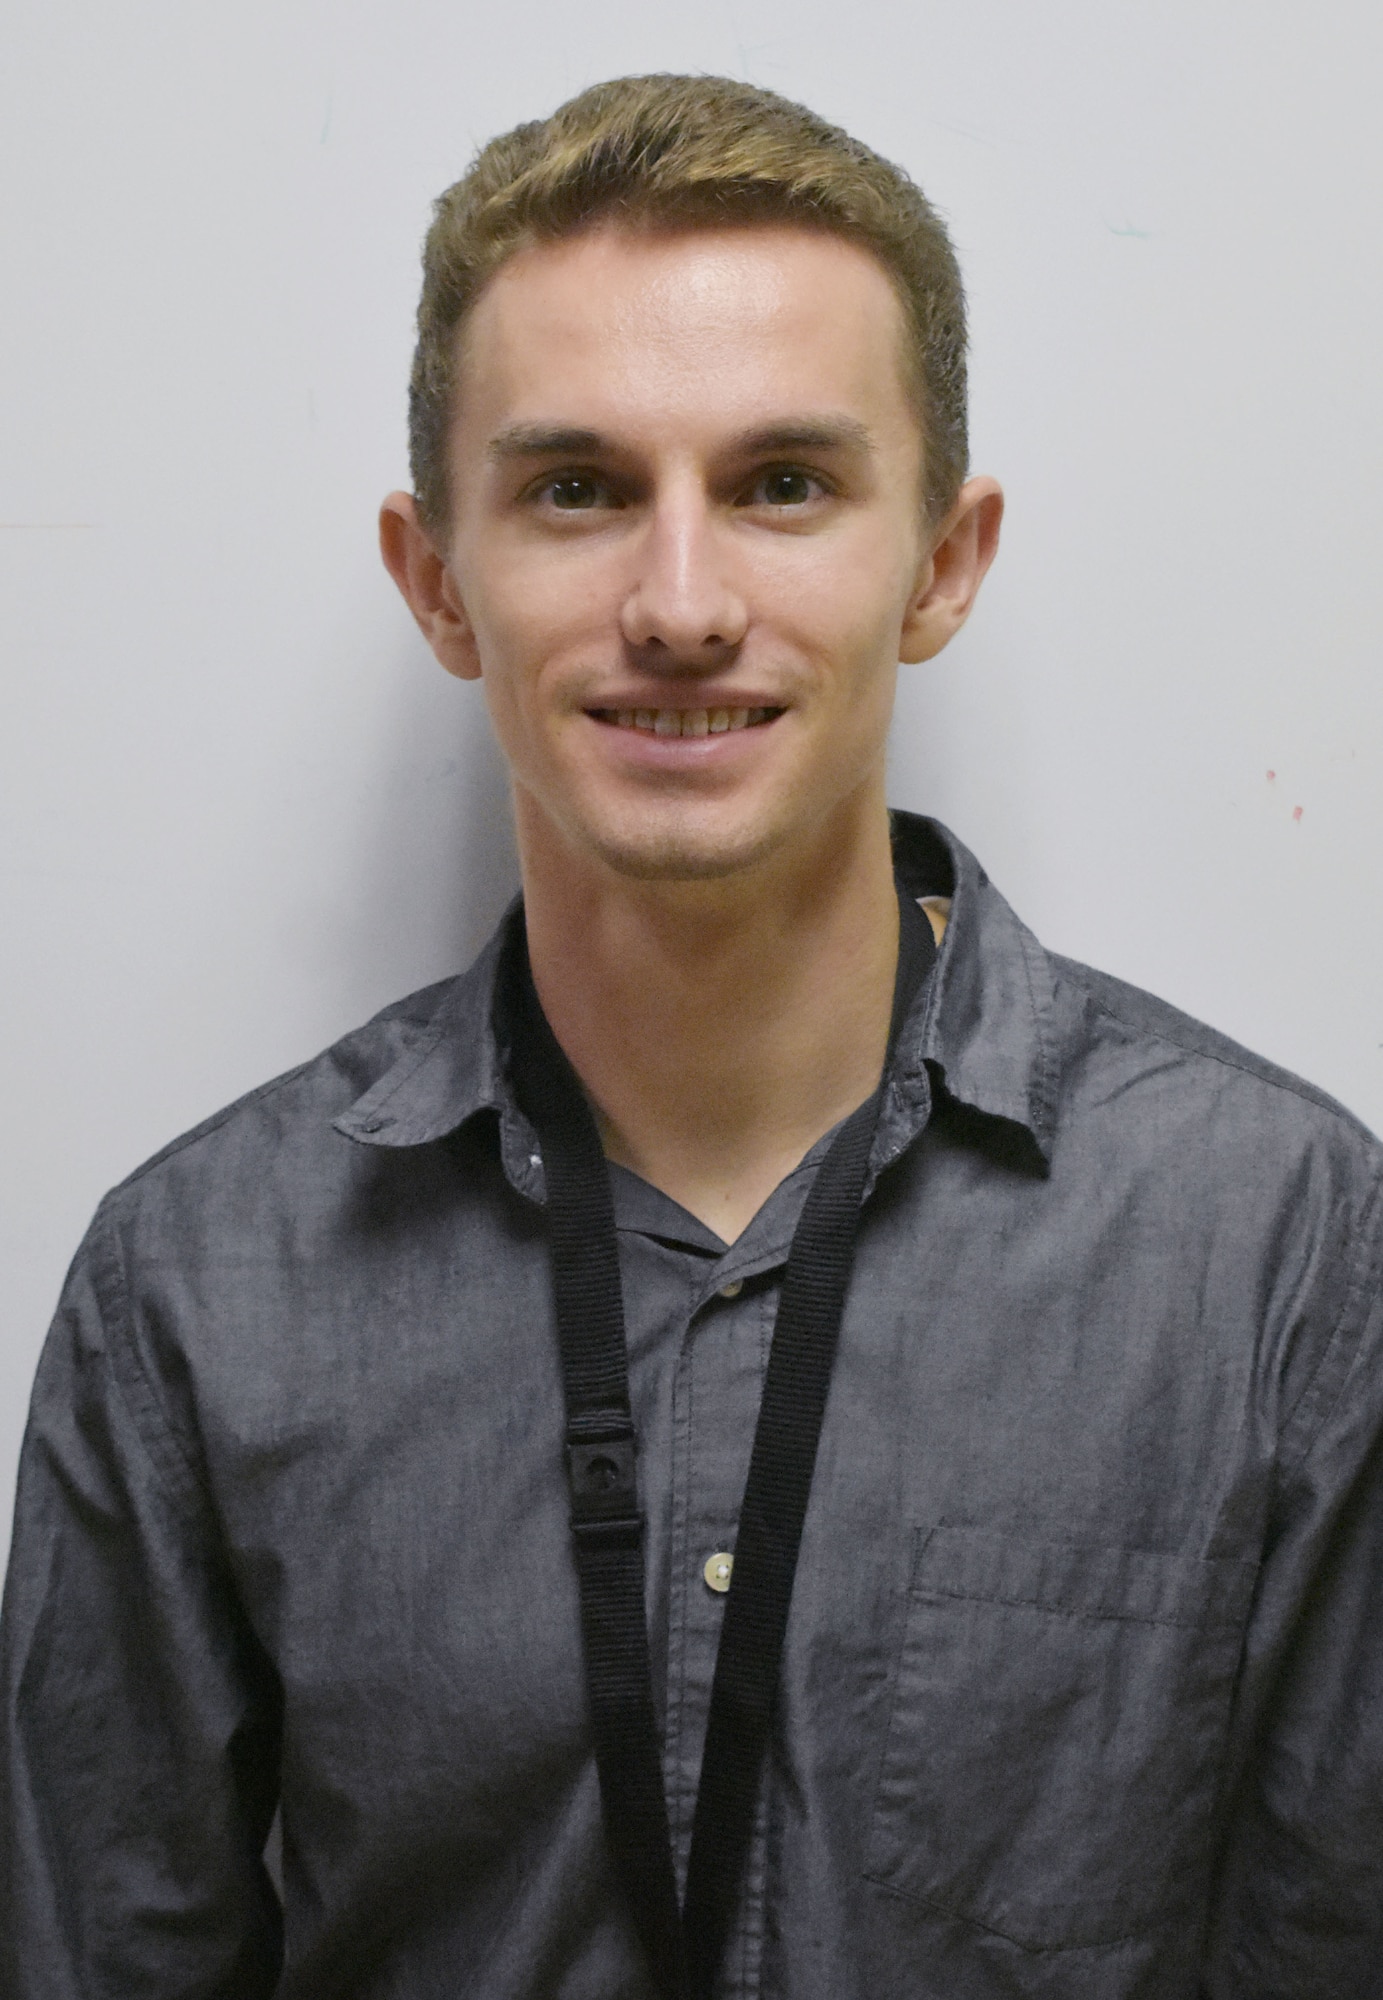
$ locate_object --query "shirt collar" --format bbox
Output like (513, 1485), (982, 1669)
(884, 812), (1058, 1166)
(333, 813), (1058, 1173)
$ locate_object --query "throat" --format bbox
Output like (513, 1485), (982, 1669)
(520, 788), (903, 1244)
(536, 913), (901, 1248)
(599, 1114), (848, 1247)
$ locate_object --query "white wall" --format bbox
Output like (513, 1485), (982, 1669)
(4, 0), (1382, 1553)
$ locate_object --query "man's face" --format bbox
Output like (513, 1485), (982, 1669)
(434, 224), (956, 882)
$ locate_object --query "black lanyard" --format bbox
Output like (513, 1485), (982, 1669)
(502, 887), (937, 1998)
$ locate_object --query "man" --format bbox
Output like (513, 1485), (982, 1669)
(2, 72), (1381, 2000)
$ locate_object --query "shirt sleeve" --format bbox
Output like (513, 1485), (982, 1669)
(1204, 1224), (1383, 1997)
(0, 1203), (283, 1999)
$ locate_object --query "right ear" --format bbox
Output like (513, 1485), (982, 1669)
(378, 492), (482, 681)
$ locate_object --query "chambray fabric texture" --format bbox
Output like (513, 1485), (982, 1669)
(3, 813), (1383, 2000)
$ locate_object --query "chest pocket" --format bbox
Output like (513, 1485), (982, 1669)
(863, 1524), (1258, 1952)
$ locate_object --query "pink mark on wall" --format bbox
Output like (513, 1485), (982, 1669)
(1293, 806), (1303, 822)
(1267, 769), (1276, 781)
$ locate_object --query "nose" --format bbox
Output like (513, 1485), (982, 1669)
(619, 484), (748, 664)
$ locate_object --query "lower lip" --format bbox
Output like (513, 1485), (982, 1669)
(584, 712), (784, 768)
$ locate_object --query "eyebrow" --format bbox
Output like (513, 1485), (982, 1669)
(484, 415), (877, 463)
(486, 425), (608, 463)
(731, 418), (876, 457)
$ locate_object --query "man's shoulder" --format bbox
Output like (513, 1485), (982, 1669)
(104, 972), (466, 1218)
(1049, 947), (1383, 1170)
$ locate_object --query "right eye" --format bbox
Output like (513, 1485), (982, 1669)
(538, 474), (619, 511)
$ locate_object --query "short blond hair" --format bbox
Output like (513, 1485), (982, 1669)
(409, 74), (968, 533)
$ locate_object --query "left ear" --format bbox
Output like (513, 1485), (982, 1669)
(899, 475), (1004, 665)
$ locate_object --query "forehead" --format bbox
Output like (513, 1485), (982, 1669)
(453, 223), (917, 449)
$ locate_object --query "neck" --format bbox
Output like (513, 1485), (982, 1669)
(518, 787), (900, 1244)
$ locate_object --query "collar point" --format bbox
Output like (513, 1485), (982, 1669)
(334, 1108), (401, 1146)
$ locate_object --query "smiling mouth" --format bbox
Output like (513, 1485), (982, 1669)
(588, 706), (784, 738)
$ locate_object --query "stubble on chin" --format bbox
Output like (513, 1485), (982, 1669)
(578, 811), (786, 884)
(517, 773), (793, 884)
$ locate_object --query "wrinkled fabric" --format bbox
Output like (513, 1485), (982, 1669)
(3, 812), (1382, 1999)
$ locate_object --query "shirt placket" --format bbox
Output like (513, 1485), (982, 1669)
(663, 1253), (787, 1999)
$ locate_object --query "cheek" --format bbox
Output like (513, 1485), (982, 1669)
(464, 543), (618, 685)
(764, 524), (917, 643)
(779, 573), (912, 698)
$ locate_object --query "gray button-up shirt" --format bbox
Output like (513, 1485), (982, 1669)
(4, 814), (1383, 1998)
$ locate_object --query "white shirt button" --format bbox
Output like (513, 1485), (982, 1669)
(718, 1279), (743, 1299)
(703, 1552), (734, 1593)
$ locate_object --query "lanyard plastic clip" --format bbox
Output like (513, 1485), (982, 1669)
(566, 1425), (643, 1547)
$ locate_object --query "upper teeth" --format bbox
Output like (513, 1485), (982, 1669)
(597, 708), (776, 736)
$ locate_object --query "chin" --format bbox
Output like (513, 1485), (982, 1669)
(579, 807), (788, 884)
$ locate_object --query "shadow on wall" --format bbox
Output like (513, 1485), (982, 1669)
(342, 645), (521, 1010)
(447, 686), (522, 967)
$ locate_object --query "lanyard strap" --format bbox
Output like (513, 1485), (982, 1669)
(503, 889), (936, 1998)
